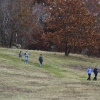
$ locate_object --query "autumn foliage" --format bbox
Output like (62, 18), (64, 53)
(42, 0), (97, 55)
(0, 0), (100, 56)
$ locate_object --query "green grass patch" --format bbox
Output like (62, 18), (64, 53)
(0, 47), (100, 100)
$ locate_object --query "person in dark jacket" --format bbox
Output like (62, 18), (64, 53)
(93, 67), (99, 80)
(39, 54), (43, 66)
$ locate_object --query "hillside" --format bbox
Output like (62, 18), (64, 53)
(0, 47), (100, 100)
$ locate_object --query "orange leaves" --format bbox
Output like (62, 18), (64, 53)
(41, 0), (100, 55)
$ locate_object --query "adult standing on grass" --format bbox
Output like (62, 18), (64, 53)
(93, 67), (99, 81)
(24, 50), (29, 63)
(39, 54), (43, 66)
(19, 51), (22, 61)
(87, 67), (92, 80)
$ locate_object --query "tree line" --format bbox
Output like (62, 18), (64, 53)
(0, 0), (100, 56)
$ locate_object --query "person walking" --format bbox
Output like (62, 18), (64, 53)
(24, 50), (29, 63)
(87, 67), (92, 80)
(39, 54), (43, 66)
(19, 51), (22, 61)
(93, 67), (98, 81)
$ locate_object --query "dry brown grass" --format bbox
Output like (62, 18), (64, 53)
(0, 48), (100, 100)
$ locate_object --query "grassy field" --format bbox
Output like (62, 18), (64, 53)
(0, 47), (100, 100)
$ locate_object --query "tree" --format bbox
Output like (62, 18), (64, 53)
(0, 0), (14, 47)
(84, 0), (100, 33)
(0, 0), (32, 47)
(9, 0), (36, 48)
(0, 0), (47, 49)
(42, 0), (95, 56)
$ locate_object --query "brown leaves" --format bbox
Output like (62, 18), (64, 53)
(43, 0), (98, 55)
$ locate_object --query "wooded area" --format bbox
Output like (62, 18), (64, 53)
(0, 0), (100, 56)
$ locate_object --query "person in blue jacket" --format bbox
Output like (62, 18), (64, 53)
(24, 50), (29, 63)
(87, 67), (92, 80)
(93, 67), (99, 81)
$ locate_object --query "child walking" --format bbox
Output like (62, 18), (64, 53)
(39, 54), (43, 66)
(19, 51), (22, 61)
(87, 67), (92, 80)
(24, 50), (29, 63)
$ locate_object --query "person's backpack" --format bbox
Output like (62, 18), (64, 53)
(24, 53), (26, 55)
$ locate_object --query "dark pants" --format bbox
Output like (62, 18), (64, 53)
(39, 61), (42, 66)
(93, 73), (97, 80)
(87, 74), (91, 80)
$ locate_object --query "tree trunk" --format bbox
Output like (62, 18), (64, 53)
(65, 42), (68, 56)
(9, 33), (13, 48)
